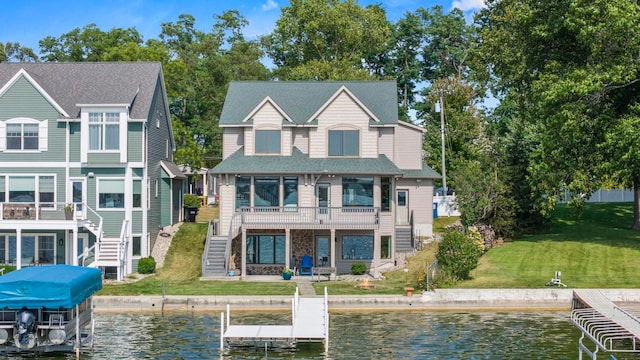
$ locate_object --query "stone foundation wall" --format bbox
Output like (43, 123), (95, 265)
(291, 229), (313, 269)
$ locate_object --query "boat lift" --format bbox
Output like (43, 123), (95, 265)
(571, 289), (640, 359)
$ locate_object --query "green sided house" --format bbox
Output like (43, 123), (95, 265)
(0, 62), (185, 280)
(206, 81), (440, 278)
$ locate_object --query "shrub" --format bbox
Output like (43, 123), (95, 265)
(436, 231), (481, 280)
(183, 193), (201, 207)
(138, 256), (156, 274)
(351, 262), (366, 275)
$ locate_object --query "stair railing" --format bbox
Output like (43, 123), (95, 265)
(410, 210), (415, 250)
(202, 219), (215, 275)
(224, 213), (242, 274)
(118, 219), (130, 278)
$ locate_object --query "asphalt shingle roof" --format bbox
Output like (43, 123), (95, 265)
(0, 62), (163, 119)
(211, 147), (404, 176)
(220, 81), (399, 126)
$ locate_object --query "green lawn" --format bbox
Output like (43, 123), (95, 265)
(458, 203), (640, 288)
(99, 202), (640, 295)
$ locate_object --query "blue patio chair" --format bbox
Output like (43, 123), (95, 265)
(299, 255), (313, 276)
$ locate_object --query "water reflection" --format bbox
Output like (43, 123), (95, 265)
(4, 310), (640, 359)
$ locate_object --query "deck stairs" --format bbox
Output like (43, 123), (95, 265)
(395, 225), (413, 253)
(202, 235), (228, 276)
(84, 220), (129, 281)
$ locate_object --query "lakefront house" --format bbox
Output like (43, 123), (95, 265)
(206, 81), (440, 278)
(0, 62), (184, 280)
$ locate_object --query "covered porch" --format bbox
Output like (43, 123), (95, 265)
(225, 206), (383, 278)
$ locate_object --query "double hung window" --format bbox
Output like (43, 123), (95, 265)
(7, 123), (38, 150)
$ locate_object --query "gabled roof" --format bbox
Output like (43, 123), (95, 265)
(220, 81), (399, 126)
(0, 62), (164, 119)
(211, 147), (404, 176)
(161, 160), (187, 179)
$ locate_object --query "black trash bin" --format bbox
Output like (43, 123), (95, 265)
(184, 206), (199, 222)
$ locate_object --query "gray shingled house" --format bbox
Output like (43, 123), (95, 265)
(0, 62), (184, 280)
(206, 81), (440, 278)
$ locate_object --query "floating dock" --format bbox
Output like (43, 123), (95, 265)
(571, 289), (640, 359)
(220, 287), (329, 352)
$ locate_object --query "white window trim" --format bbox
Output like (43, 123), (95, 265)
(96, 177), (126, 211)
(80, 108), (127, 163)
(2, 174), (57, 207)
(0, 118), (48, 152)
(1, 233), (57, 265)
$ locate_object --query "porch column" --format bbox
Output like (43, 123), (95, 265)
(15, 229), (22, 270)
(241, 229), (247, 279)
(285, 229), (290, 270)
(72, 228), (78, 266)
(373, 229), (380, 279)
(330, 228), (336, 268)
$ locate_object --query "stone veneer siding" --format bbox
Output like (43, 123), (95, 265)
(229, 229), (315, 275)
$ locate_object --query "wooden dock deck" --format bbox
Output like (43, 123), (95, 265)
(571, 289), (640, 359)
(220, 287), (329, 352)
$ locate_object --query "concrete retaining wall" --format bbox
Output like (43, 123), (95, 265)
(93, 289), (640, 312)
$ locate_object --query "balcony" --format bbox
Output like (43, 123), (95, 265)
(237, 206), (380, 230)
(0, 202), (77, 221)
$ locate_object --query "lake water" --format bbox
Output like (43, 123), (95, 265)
(4, 310), (639, 359)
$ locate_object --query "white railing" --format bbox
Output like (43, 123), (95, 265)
(238, 206), (380, 228)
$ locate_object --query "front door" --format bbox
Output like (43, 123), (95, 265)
(315, 236), (330, 267)
(316, 183), (330, 217)
(70, 178), (86, 218)
(74, 233), (89, 266)
(396, 189), (409, 224)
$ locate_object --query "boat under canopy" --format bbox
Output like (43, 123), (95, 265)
(0, 265), (102, 309)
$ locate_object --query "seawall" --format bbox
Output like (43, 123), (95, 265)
(93, 288), (640, 312)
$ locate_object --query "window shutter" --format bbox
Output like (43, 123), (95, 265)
(39, 120), (48, 151)
(0, 122), (5, 151)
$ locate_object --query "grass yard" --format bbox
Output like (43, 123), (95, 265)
(458, 203), (640, 288)
(99, 202), (640, 295)
(99, 221), (297, 296)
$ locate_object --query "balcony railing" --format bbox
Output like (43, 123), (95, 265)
(0, 202), (99, 223)
(237, 206), (380, 230)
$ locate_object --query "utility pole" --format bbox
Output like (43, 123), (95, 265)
(438, 89), (447, 195)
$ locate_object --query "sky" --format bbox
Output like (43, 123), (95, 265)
(1, 0), (485, 55)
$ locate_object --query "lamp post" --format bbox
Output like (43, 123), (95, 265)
(437, 89), (447, 195)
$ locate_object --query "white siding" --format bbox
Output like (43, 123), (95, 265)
(394, 122), (423, 169)
(222, 128), (243, 159)
(378, 127), (394, 160)
(396, 178), (434, 236)
(252, 102), (285, 126)
(219, 182), (236, 233)
(246, 102), (286, 156)
(244, 128), (254, 156)
(282, 127), (292, 156)
(299, 183), (315, 207)
(292, 127), (309, 154)
(309, 91), (378, 158)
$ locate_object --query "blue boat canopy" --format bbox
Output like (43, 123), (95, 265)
(0, 265), (102, 309)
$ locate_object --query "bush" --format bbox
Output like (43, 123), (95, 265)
(436, 231), (481, 280)
(138, 256), (156, 274)
(351, 262), (366, 275)
(183, 193), (201, 207)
